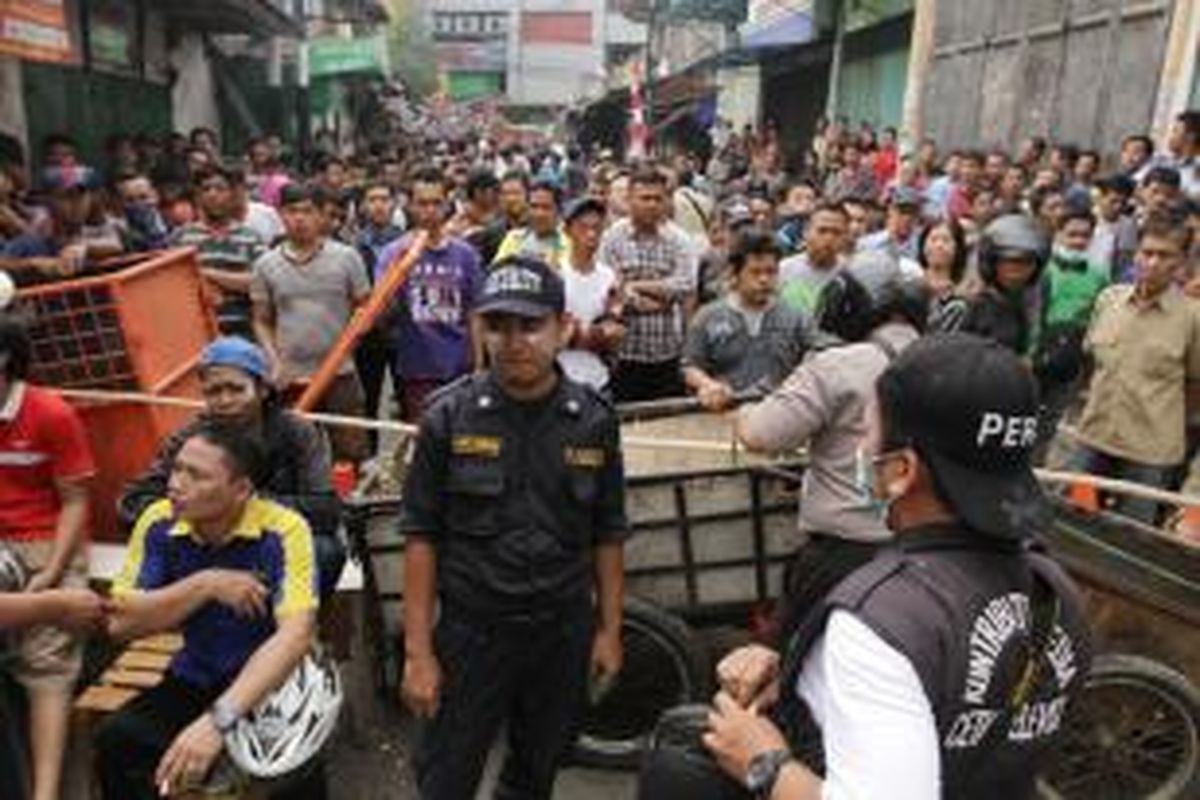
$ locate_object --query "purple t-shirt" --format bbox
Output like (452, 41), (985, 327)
(376, 233), (484, 380)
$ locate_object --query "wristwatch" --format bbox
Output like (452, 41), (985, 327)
(210, 698), (241, 734)
(745, 749), (792, 799)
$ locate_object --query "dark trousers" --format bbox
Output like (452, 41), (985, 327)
(774, 534), (881, 650)
(96, 673), (329, 800)
(0, 673), (27, 800)
(416, 606), (594, 800)
(613, 359), (685, 403)
(1066, 444), (1176, 525)
(354, 337), (398, 453)
(96, 674), (223, 800)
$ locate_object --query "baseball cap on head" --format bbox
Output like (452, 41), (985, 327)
(200, 337), (270, 382)
(477, 257), (565, 319)
(875, 332), (1046, 539)
(890, 186), (924, 209)
(563, 196), (606, 224)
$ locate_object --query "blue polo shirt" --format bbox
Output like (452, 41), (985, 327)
(113, 497), (318, 689)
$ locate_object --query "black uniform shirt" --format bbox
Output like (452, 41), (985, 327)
(399, 371), (628, 614)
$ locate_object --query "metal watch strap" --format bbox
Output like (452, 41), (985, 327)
(210, 698), (240, 734)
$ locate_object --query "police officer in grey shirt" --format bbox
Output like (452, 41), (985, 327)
(399, 256), (628, 800)
(683, 229), (812, 412)
(737, 250), (927, 637)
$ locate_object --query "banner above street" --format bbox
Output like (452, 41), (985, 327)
(0, 0), (75, 64)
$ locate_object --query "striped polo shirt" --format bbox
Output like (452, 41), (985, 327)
(113, 497), (318, 688)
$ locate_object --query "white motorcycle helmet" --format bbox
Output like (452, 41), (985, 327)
(0, 543), (28, 593)
(0, 543), (29, 663)
(224, 652), (343, 779)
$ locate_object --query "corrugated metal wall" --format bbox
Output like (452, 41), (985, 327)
(924, 0), (1175, 152)
(837, 13), (912, 128)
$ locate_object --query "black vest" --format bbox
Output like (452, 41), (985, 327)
(779, 525), (1092, 799)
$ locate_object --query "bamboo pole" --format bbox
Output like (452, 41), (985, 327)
(52, 387), (1200, 510)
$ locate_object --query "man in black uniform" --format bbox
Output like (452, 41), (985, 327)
(399, 255), (628, 800)
(641, 333), (1091, 799)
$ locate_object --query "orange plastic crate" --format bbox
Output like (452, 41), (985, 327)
(16, 248), (215, 392)
(15, 249), (215, 541)
(76, 365), (202, 542)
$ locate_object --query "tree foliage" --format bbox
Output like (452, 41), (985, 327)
(384, 0), (438, 98)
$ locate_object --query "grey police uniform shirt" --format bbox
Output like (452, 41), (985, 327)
(682, 295), (812, 393)
(738, 322), (920, 542)
(398, 372), (628, 614)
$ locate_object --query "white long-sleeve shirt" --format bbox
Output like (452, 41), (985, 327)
(797, 610), (941, 799)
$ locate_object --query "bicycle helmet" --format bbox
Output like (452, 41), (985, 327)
(815, 250), (929, 343)
(0, 543), (29, 662)
(977, 213), (1049, 286)
(225, 652), (343, 779)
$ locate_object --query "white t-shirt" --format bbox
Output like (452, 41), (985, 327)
(559, 261), (618, 390)
(796, 609), (941, 799)
(244, 201), (285, 245)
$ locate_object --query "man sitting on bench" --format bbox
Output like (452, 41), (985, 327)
(97, 423), (319, 799)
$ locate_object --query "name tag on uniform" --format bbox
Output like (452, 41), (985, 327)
(452, 435), (502, 458)
(564, 446), (606, 469)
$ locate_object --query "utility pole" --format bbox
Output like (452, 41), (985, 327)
(824, 0), (845, 121)
(901, 0), (937, 147)
(644, 0), (661, 143)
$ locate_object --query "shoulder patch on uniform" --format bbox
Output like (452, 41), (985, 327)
(564, 446), (606, 468)
(452, 435), (503, 458)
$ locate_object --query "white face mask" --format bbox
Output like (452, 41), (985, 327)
(1053, 245), (1090, 266)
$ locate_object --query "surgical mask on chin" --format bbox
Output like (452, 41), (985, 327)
(1053, 246), (1090, 268)
(853, 446), (891, 521)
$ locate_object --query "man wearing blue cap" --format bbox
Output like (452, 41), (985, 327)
(400, 255), (628, 800)
(119, 337), (344, 594)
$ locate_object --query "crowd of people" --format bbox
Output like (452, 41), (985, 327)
(0, 105), (1196, 800)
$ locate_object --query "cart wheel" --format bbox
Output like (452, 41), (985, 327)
(572, 597), (711, 770)
(1037, 653), (1200, 800)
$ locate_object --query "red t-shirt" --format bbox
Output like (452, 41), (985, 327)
(0, 383), (95, 540)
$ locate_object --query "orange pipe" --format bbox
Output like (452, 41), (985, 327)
(294, 232), (429, 412)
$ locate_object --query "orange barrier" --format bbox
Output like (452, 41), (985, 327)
(16, 249), (214, 541)
(1066, 481), (1101, 513)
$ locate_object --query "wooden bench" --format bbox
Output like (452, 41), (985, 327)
(75, 633), (182, 715)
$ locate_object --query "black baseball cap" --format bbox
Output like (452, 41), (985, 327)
(476, 257), (565, 318)
(1095, 173), (1135, 197)
(876, 333), (1045, 539)
(563, 196), (606, 224)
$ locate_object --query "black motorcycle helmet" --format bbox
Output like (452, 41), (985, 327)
(815, 251), (929, 344)
(977, 213), (1049, 287)
(636, 705), (748, 800)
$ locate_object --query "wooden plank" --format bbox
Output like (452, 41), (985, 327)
(75, 685), (139, 714)
(100, 668), (166, 690)
(130, 634), (184, 654)
(114, 650), (172, 671)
